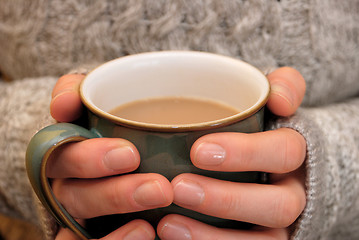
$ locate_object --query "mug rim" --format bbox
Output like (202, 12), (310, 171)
(80, 51), (270, 132)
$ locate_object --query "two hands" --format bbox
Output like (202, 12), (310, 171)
(49, 67), (306, 240)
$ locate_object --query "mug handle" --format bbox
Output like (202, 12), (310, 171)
(26, 123), (99, 240)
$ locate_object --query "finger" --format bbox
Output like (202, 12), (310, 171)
(52, 173), (173, 219)
(158, 214), (289, 240)
(50, 74), (85, 122)
(191, 128), (306, 174)
(171, 173), (306, 228)
(266, 67), (306, 117)
(46, 138), (140, 179)
(99, 219), (155, 240)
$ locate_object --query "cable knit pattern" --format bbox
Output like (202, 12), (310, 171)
(0, 0), (281, 80)
(0, 0), (359, 239)
(1, 0), (358, 106)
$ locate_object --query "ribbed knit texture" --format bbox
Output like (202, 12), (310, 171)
(267, 98), (359, 240)
(0, 0), (358, 239)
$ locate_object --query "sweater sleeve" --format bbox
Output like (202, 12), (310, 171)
(0, 77), (58, 239)
(266, 97), (359, 240)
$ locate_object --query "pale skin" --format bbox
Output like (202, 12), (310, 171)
(49, 67), (307, 240)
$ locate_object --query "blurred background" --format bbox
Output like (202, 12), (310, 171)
(0, 214), (40, 240)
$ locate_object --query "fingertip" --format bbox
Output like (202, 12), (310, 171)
(51, 74), (85, 122)
(46, 138), (141, 179)
(157, 214), (173, 233)
(50, 90), (83, 122)
(267, 67), (306, 117)
(157, 215), (192, 240)
(151, 173), (175, 204)
(270, 67), (305, 86)
(267, 87), (296, 116)
(122, 219), (155, 240)
(102, 219), (155, 240)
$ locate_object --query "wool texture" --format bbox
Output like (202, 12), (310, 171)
(0, 77), (56, 238)
(267, 98), (359, 240)
(0, 0), (359, 239)
(1, 0), (358, 106)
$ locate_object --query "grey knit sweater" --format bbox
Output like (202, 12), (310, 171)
(1, 0), (359, 239)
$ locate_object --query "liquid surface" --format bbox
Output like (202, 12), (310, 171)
(109, 96), (239, 125)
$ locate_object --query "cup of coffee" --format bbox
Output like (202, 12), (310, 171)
(26, 51), (270, 239)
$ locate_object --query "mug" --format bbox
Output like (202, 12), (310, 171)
(26, 51), (270, 239)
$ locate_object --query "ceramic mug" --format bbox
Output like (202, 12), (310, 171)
(26, 51), (270, 239)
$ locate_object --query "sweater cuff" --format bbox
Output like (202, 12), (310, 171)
(266, 108), (335, 240)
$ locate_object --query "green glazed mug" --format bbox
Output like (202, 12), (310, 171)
(26, 51), (270, 239)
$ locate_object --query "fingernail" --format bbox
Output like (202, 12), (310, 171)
(123, 226), (152, 240)
(271, 82), (294, 106)
(160, 222), (192, 240)
(194, 142), (226, 166)
(173, 179), (204, 207)
(104, 146), (137, 171)
(134, 180), (168, 206)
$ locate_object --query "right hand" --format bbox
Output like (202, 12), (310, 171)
(50, 74), (173, 240)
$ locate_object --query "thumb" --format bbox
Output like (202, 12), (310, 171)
(50, 74), (85, 122)
(266, 67), (306, 117)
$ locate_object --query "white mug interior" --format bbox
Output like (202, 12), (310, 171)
(81, 51), (270, 130)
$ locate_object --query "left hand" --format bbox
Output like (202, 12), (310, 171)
(157, 67), (307, 240)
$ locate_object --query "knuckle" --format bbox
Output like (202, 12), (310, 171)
(57, 142), (90, 178)
(70, 143), (95, 177)
(107, 181), (127, 213)
(72, 162), (89, 178)
(220, 191), (242, 219)
(52, 179), (81, 217)
(237, 136), (256, 169)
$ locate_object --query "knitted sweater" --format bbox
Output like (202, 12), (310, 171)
(0, 0), (359, 239)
